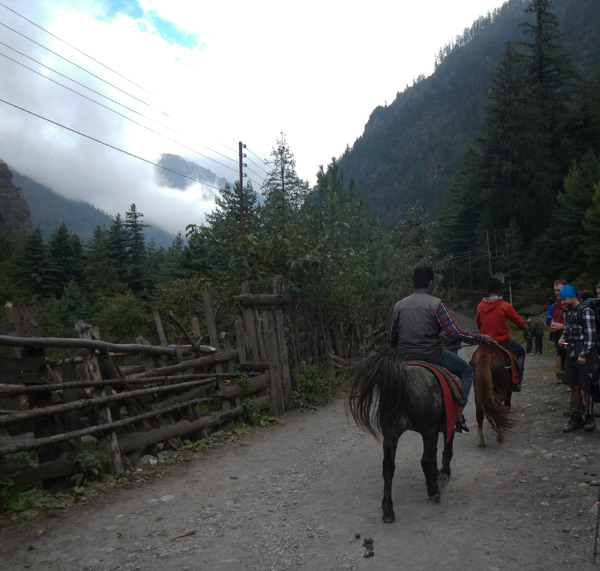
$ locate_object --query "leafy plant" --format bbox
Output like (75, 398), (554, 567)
(71, 441), (108, 486)
(292, 365), (344, 408)
(241, 399), (278, 426)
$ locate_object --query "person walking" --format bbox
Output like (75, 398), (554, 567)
(532, 319), (544, 354)
(558, 284), (597, 432)
(525, 318), (533, 354)
(547, 279), (568, 383)
(388, 266), (495, 434)
(475, 277), (530, 391)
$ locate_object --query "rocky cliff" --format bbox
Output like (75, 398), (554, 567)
(0, 161), (32, 245)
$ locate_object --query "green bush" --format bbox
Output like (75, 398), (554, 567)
(292, 365), (344, 408)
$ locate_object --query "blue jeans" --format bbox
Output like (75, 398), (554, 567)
(431, 349), (473, 407)
(500, 338), (525, 384)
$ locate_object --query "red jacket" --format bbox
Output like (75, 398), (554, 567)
(476, 296), (526, 342)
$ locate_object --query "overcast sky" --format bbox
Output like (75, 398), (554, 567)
(0, 0), (507, 236)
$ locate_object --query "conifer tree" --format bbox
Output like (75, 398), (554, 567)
(124, 204), (152, 294)
(84, 226), (122, 295)
(9, 227), (54, 299)
(47, 223), (84, 297)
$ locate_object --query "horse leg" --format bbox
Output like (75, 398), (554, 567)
(421, 432), (440, 503)
(382, 437), (398, 523)
(438, 432), (454, 487)
(497, 385), (510, 444)
(476, 403), (485, 447)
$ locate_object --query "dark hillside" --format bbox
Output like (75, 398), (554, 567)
(11, 170), (174, 247)
(339, 0), (600, 228)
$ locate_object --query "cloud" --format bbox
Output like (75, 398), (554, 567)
(0, 0), (506, 237)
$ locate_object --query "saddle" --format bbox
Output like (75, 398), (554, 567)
(405, 361), (461, 442)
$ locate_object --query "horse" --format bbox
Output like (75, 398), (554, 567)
(470, 343), (516, 447)
(347, 350), (455, 523)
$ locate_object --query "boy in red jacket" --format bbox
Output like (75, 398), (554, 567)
(476, 277), (531, 390)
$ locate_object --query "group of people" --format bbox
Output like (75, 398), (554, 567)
(388, 267), (598, 435)
(525, 318), (544, 355)
(546, 279), (599, 432)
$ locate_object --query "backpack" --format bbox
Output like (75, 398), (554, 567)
(586, 360), (600, 403)
(578, 298), (600, 348)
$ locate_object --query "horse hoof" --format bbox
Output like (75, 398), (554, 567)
(382, 512), (395, 523)
(438, 472), (450, 488)
(428, 493), (441, 503)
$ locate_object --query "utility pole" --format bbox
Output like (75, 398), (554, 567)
(238, 141), (247, 239)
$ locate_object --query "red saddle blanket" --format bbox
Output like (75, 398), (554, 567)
(405, 361), (461, 443)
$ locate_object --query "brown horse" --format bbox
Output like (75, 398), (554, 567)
(471, 344), (516, 447)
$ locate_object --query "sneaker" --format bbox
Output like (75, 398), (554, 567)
(563, 414), (584, 433)
(455, 416), (470, 434)
(585, 415), (596, 432)
(512, 383), (521, 392)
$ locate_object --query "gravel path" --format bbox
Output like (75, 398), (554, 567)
(1, 345), (600, 570)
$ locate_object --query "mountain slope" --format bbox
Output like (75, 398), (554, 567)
(10, 169), (175, 248)
(338, 0), (600, 228)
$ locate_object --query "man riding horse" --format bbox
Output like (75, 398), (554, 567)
(475, 277), (530, 391)
(388, 267), (495, 434)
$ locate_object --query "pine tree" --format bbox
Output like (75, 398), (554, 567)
(47, 223), (84, 297)
(124, 204), (152, 294)
(107, 214), (129, 288)
(84, 226), (122, 295)
(9, 228), (54, 299)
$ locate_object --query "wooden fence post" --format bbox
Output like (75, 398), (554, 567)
(75, 321), (124, 475)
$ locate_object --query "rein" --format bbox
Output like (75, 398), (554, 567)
(493, 343), (513, 369)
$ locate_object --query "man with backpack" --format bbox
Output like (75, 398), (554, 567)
(558, 284), (597, 432)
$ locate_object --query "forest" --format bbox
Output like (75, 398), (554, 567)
(2, 0), (600, 359)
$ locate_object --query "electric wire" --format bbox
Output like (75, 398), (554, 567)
(0, 6), (274, 194)
(0, 50), (239, 176)
(0, 41), (173, 132)
(0, 20), (156, 111)
(244, 154), (270, 176)
(0, 16), (248, 173)
(0, 1), (153, 96)
(0, 96), (224, 193)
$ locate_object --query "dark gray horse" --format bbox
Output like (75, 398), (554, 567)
(347, 350), (455, 523)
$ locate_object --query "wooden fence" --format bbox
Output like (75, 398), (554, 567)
(0, 291), (294, 490)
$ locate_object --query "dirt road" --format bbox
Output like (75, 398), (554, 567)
(1, 345), (600, 570)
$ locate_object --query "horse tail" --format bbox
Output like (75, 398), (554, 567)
(473, 351), (514, 434)
(347, 350), (406, 438)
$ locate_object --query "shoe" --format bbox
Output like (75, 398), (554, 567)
(585, 415), (596, 432)
(455, 416), (470, 434)
(563, 414), (584, 433)
(512, 383), (521, 392)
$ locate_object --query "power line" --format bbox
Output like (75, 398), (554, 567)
(0, 40), (176, 133)
(245, 146), (270, 174)
(0, 5), (271, 191)
(0, 50), (239, 176)
(0, 20), (159, 113)
(0, 96), (225, 193)
(0, 23), (244, 174)
(0, 1), (153, 95)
